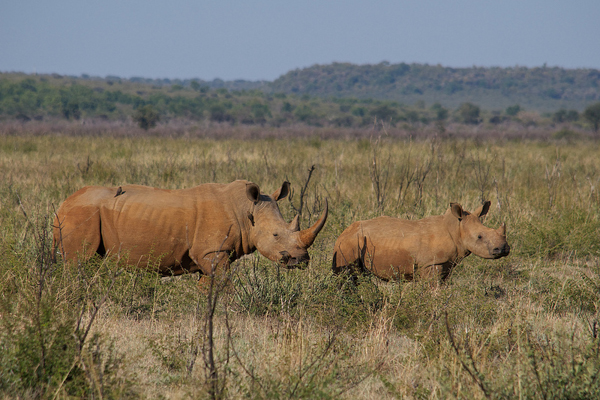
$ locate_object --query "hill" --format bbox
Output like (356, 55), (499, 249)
(269, 62), (600, 112)
(2, 64), (600, 131)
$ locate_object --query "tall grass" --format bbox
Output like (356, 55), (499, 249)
(1, 130), (600, 398)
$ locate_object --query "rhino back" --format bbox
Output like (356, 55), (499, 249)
(97, 184), (244, 268)
(345, 215), (458, 277)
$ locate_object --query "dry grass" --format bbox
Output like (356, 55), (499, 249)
(1, 125), (600, 398)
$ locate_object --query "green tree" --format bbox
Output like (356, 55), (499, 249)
(430, 102), (448, 121)
(134, 104), (159, 130)
(553, 109), (579, 123)
(370, 104), (398, 123)
(294, 104), (316, 123)
(281, 102), (294, 113)
(457, 102), (480, 124)
(566, 110), (579, 122)
(405, 110), (419, 123)
(505, 104), (521, 116)
(209, 103), (233, 123)
(351, 107), (366, 117)
(250, 101), (271, 123)
(583, 102), (600, 132)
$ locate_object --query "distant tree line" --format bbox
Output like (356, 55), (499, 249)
(1, 73), (600, 132)
(270, 62), (600, 111)
(272, 62), (600, 99)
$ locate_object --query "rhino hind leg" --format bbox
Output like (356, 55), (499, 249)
(332, 248), (357, 275)
(54, 208), (103, 264)
(332, 236), (372, 287)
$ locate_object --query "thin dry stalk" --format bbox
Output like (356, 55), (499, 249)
(289, 164), (315, 217)
(445, 313), (491, 399)
(191, 226), (235, 400)
(545, 148), (561, 209)
(471, 151), (494, 204)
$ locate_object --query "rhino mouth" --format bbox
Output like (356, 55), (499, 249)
(279, 251), (309, 269)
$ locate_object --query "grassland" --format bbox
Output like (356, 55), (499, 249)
(1, 124), (600, 399)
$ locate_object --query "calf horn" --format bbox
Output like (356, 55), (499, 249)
(299, 199), (328, 248)
(498, 222), (506, 236)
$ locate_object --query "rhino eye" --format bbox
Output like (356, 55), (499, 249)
(477, 234), (483, 240)
(273, 233), (279, 237)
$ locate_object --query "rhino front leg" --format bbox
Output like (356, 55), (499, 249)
(194, 251), (232, 276)
(195, 251), (234, 292)
(417, 262), (454, 281)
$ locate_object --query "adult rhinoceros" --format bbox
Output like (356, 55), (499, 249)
(332, 201), (509, 281)
(53, 180), (328, 275)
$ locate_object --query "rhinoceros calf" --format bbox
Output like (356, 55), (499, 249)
(53, 180), (328, 276)
(332, 201), (509, 281)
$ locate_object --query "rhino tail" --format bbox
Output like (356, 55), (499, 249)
(332, 244), (349, 275)
(356, 236), (369, 274)
(332, 250), (338, 273)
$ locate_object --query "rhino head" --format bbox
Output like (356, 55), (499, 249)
(451, 201), (510, 259)
(246, 181), (328, 268)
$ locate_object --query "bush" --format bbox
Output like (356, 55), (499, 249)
(583, 102), (600, 132)
(0, 217), (131, 398)
(457, 102), (481, 124)
(134, 104), (160, 130)
(506, 104), (521, 116)
(553, 108), (580, 123)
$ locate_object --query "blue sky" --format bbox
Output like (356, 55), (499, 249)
(1, 0), (599, 81)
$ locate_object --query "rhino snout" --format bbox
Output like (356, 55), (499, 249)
(279, 251), (309, 269)
(492, 243), (510, 258)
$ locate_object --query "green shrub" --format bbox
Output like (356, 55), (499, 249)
(134, 104), (160, 130)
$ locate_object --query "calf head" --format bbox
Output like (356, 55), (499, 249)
(451, 201), (510, 259)
(246, 181), (328, 268)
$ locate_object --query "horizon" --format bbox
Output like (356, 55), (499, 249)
(3, 60), (599, 84)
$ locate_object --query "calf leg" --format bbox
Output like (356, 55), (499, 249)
(417, 262), (454, 282)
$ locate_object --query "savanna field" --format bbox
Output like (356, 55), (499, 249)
(2, 123), (600, 399)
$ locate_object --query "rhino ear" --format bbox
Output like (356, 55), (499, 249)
(475, 201), (491, 218)
(246, 183), (261, 204)
(271, 181), (290, 201)
(450, 203), (464, 220)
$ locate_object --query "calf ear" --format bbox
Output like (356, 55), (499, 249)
(475, 201), (491, 218)
(450, 203), (464, 220)
(246, 183), (261, 204)
(271, 181), (290, 201)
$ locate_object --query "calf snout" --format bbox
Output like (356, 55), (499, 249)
(279, 251), (309, 269)
(492, 243), (510, 258)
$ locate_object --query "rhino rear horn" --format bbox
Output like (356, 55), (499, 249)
(299, 199), (328, 248)
(289, 214), (300, 232)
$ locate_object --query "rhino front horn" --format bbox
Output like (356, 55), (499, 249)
(299, 199), (328, 248)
